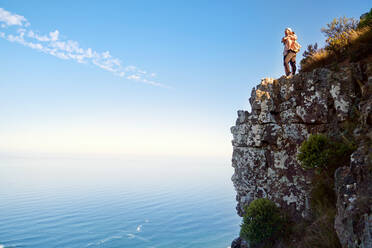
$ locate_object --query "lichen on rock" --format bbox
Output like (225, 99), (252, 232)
(231, 62), (372, 247)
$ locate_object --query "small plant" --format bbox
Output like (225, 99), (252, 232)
(297, 134), (331, 171)
(302, 43), (318, 59)
(297, 134), (356, 173)
(240, 198), (284, 246)
(300, 43), (319, 70)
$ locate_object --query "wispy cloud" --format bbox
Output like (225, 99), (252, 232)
(0, 7), (29, 27)
(0, 8), (166, 87)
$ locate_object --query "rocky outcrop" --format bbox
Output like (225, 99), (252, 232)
(230, 62), (371, 247)
(334, 143), (372, 248)
(231, 237), (249, 248)
(334, 66), (372, 248)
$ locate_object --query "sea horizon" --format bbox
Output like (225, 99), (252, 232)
(0, 156), (240, 248)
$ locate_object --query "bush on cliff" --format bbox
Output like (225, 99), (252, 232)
(321, 17), (359, 54)
(297, 134), (355, 174)
(297, 134), (331, 171)
(240, 198), (284, 247)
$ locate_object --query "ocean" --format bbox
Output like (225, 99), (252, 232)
(0, 157), (240, 248)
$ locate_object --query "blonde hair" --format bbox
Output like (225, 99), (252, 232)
(285, 27), (295, 35)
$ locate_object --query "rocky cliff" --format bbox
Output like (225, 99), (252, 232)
(230, 62), (372, 247)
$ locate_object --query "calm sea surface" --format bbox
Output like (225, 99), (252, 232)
(0, 157), (240, 248)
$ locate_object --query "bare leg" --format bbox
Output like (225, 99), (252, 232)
(284, 52), (295, 76)
(289, 54), (296, 75)
(283, 55), (290, 76)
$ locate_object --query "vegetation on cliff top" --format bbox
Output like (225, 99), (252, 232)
(300, 9), (372, 72)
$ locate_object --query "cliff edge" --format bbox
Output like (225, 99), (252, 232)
(230, 62), (372, 247)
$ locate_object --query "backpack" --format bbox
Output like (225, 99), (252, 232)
(292, 40), (301, 53)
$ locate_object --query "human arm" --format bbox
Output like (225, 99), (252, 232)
(288, 34), (297, 41)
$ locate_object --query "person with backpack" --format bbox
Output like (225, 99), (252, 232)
(282, 28), (301, 77)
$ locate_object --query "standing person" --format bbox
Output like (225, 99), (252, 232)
(282, 28), (301, 77)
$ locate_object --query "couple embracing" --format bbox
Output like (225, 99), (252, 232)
(282, 27), (301, 77)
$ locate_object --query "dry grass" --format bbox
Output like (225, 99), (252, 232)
(282, 213), (341, 248)
(300, 26), (372, 72)
(302, 212), (341, 248)
(301, 175), (341, 248)
(300, 49), (331, 72)
(282, 200), (341, 248)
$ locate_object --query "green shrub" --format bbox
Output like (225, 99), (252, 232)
(297, 134), (355, 173)
(297, 134), (331, 171)
(240, 198), (284, 246)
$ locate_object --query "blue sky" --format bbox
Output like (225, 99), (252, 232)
(0, 0), (370, 158)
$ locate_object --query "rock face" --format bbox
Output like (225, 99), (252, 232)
(230, 62), (372, 247)
(333, 65), (372, 248)
(334, 143), (372, 248)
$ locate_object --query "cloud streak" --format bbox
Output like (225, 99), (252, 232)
(0, 8), (166, 87)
